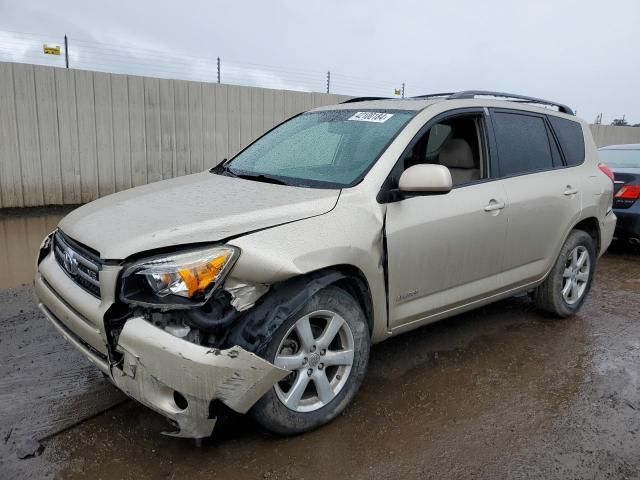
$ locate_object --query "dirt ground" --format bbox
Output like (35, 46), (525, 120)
(1, 208), (640, 479)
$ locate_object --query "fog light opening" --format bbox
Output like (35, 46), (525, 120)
(173, 390), (189, 410)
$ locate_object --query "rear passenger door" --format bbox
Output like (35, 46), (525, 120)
(490, 109), (581, 287)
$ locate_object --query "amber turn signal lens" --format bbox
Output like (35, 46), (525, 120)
(178, 254), (230, 297)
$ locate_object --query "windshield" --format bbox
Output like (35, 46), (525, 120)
(219, 110), (415, 187)
(599, 148), (640, 168)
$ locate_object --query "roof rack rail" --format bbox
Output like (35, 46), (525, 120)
(341, 96), (391, 104)
(342, 91), (575, 115)
(410, 92), (456, 99)
(446, 90), (574, 115)
(410, 90), (574, 115)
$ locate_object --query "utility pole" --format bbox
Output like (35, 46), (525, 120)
(217, 57), (221, 83)
(401, 82), (405, 99)
(64, 34), (69, 68)
(326, 71), (330, 94)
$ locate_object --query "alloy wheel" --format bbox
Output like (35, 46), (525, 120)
(273, 310), (355, 413)
(561, 245), (591, 305)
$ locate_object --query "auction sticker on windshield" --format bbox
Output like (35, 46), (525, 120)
(348, 111), (394, 123)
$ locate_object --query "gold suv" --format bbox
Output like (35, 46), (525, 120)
(35, 91), (616, 439)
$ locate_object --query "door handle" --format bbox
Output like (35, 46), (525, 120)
(484, 200), (505, 212)
(563, 186), (579, 196)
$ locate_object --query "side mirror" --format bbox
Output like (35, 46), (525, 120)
(398, 164), (452, 195)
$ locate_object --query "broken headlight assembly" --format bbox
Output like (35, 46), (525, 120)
(120, 246), (239, 308)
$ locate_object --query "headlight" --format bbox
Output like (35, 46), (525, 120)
(120, 246), (239, 307)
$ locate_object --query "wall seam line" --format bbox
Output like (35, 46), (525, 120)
(10, 64), (26, 207)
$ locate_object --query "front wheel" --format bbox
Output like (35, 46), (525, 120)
(534, 229), (596, 317)
(251, 286), (370, 435)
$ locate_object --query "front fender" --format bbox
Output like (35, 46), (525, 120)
(226, 194), (389, 343)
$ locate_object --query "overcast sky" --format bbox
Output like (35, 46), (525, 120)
(0, 0), (638, 124)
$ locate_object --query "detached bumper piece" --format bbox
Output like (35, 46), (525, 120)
(112, 318), (289, 439)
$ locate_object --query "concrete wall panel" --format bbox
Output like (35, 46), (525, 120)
(590, 125), (640, 148)
(0, 63), (24, 207)
(201, 83), (216, 168)
(93, 72), (116, 197)
(173, 80), (190, 178)
(13, 64), (44, 207)
(159, 79), (176, 180)
(111, 74), (132, 192)
(34, 66), (63, 204)
(75, 69), (99, 203)
(128, 75), (147, 187)
(187, 81), (204, 173)
(144, 77), (162, 183)
(213, 83), (229, 164)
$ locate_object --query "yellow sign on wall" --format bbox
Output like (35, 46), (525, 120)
(43, 45), (61, 55)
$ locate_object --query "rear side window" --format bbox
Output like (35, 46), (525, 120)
(547, 116), (585, 166)
(492, 112), (553, 176)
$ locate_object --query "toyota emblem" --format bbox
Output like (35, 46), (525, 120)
(63, 250), (79, 276)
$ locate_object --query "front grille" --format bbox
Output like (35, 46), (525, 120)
(53, 231), (102, 297)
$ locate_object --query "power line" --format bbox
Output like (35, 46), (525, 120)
(0, 29), (408, 97)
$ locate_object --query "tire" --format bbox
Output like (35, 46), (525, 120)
(251, 286), (370, 435)
(533, 229), (596, 317)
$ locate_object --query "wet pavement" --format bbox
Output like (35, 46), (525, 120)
(1, 209), (640, 479)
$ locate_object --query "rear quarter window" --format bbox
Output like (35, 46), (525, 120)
(547, 116), (585, 166)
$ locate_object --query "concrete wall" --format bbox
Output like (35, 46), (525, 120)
(589, 124), (640, 148)
(0, 62), (349, 208)
(2, 61), (640, 208)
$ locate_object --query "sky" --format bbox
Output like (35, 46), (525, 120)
(0, 0), (638, 124)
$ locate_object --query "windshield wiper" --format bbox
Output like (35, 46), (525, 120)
(213, 163), (290, 185)
(234, 173), (289, 185)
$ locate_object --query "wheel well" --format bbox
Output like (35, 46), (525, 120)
(318, 265), (374, 337)
(573, 217), (600, 253)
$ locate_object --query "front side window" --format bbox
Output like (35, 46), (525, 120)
(219, 110), (415, 188)
(492, 111), (553, 176)
(401, 113), (488, 187)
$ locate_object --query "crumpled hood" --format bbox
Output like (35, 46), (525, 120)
(59, 172), (339, 259)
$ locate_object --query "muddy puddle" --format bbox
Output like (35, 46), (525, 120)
(0, 207), (73, 289)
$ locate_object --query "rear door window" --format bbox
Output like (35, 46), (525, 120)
(547, 116), (585, 166)
(492, 111), (554, 177)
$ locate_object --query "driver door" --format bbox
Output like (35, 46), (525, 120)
(384, 110), (508, 330)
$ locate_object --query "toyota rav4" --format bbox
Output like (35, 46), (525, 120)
(35, 91), (616, 439)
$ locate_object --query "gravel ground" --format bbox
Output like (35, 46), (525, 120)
(1, 209), (640, 479)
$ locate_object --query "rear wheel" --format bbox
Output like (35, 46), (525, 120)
(251, 286), (370, 435)
(534, 230), (596, 317)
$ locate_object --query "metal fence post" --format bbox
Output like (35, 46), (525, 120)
(402, 82), (405, 99)
(326, 71), (330, 93)
(64, 34), (69, 68)
(217, 57), (221, 83)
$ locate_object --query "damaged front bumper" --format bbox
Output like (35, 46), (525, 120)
(35, 250), (289, 439)
(111, 317), (289, 438)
